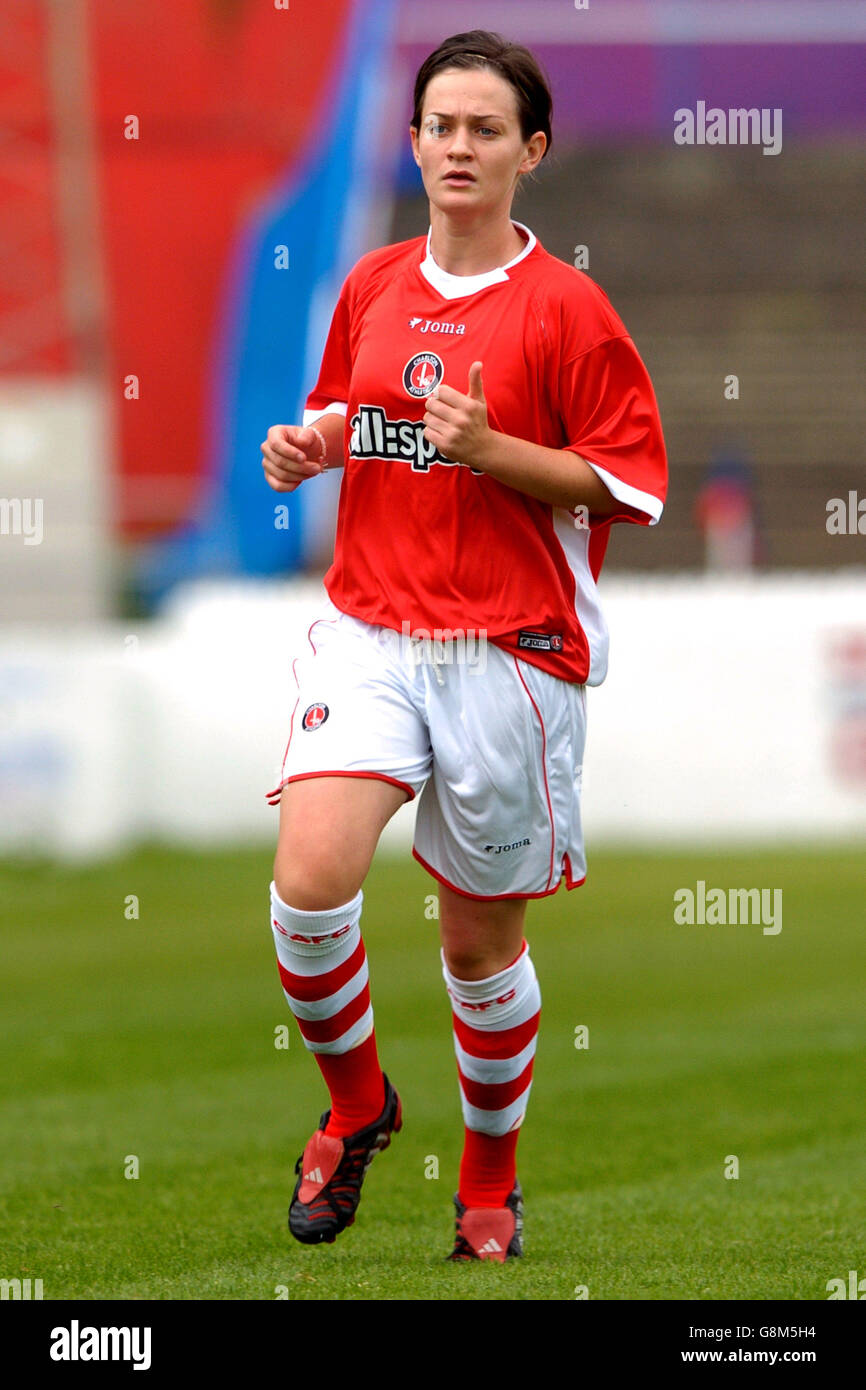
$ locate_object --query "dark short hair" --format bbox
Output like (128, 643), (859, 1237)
(411, 30), (552, 157)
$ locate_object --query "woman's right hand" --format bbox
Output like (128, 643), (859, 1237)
(261, 424), (324, 492)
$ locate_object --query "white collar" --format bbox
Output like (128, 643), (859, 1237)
(419, 221), (537, 301)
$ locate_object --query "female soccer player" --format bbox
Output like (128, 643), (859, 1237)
(261, 29), (667, 1261)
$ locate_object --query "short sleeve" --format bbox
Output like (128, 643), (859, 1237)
(303, 280), (353, 425)
(559, 334), (667, 526)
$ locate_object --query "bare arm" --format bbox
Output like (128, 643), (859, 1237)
(261, 411), (346, 493)
(467, 430), (618, 514)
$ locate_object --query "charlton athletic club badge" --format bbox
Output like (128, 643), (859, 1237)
(403, 352), (444, 398)
(302, 702), (329, 731)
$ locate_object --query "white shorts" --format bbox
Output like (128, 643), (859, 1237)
(268, 597), (588, 901)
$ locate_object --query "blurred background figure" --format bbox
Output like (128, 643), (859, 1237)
(694, 444), (760, 572)
(827, 631), (866, 788)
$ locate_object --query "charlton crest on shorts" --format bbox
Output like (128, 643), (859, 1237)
(302, 702), (329, 731)
(403, 352), (444, 398)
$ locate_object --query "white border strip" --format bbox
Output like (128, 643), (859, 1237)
(585, 460), (664, 525)
(303, 403), (347, 425)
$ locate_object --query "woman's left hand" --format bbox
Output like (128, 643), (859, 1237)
(423, 360), (491, 468)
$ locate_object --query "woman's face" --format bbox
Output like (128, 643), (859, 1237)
(410, 66), (546, 218)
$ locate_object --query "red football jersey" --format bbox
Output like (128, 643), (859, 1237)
(303, 222), (667, 684)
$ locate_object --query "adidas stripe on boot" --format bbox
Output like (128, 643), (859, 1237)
(447, 1181), (524, 1262)
(288, 1074), (402, 1245)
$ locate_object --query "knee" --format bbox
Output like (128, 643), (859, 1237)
(273, 853), (362, 912)
(441, 943), (492, 980)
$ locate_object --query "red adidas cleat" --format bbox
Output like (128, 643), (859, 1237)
(288, 1074), (402, 1245)
(447, 1181), (524, 1261)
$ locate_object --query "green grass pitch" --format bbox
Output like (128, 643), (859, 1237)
(1, 844), (864, 1301)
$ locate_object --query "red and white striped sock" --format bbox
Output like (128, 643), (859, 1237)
(443, 942), (541, 1208)
(270, 882), (385, 1139)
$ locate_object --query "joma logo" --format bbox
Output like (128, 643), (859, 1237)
(408, 317), (466, 335)
(484, 839), (531, 854)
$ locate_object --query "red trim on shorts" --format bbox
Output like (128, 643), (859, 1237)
(267, 770), (416, 806)
(267, 656), (302, 805)
(562, 852), (586, 890)
(413, 847), (567, 902)
(281, 684), (301, 764)
(512, 657), (556, 891)
(307, 613), (337, 656)
(265, 612), (339, 805)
